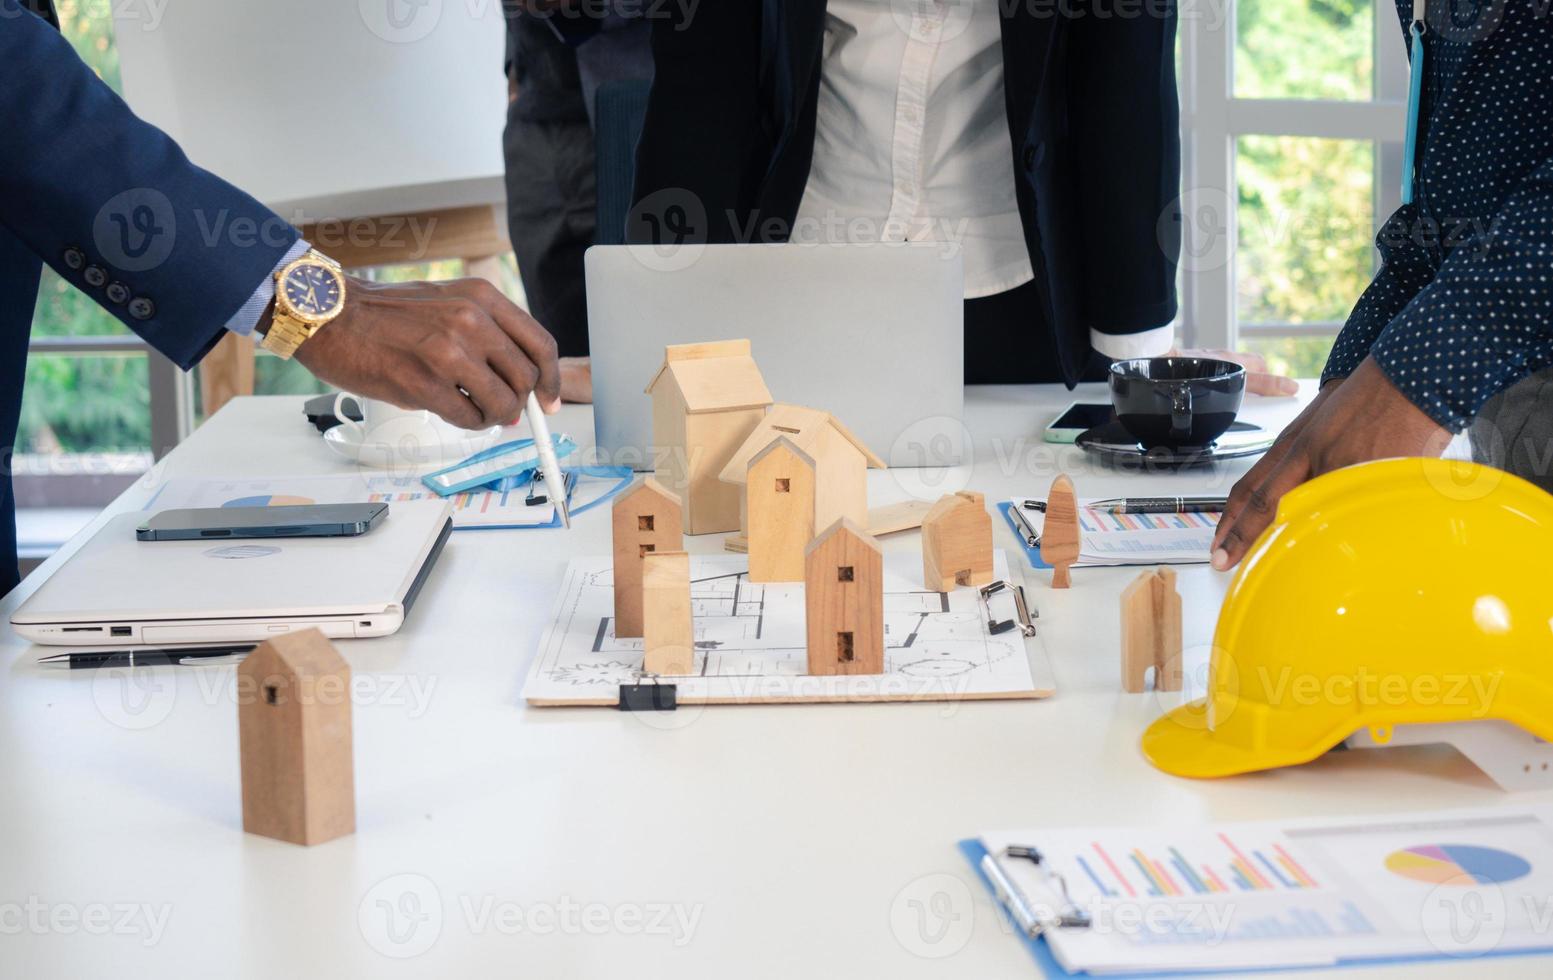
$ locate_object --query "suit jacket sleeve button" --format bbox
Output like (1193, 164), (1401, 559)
(128, 296), (156, 320)
(105, 282), (130, 305)
(84, 265), (108, 287)
(1022, 145), (1037, 170)
(62, 247), (86, 271)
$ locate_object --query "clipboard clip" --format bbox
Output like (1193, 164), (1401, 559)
(980, 845), (1092, 939)
(979, 580), (1037, 637)
(618, 674), (678, 712)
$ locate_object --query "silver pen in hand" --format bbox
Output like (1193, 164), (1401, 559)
(526, 391), (571, 528)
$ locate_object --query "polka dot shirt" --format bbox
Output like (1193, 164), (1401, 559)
(1322, 0), (1553, 432)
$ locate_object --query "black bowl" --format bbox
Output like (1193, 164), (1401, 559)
(1108, 357), (1246, 450)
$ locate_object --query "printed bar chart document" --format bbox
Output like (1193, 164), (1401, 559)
(1011, 497), (1218, 566)
(966, 805), (1553, 975)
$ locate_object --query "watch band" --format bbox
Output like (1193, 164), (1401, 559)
(260, 250), (345, 360)
(259, 311), (317, 360)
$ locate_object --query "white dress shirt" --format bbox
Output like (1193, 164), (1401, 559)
(792, 0), (1173, 359)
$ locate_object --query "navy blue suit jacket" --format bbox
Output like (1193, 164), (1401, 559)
(1, 1), (299, 596)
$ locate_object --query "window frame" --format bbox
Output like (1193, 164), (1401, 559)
(23, 335), (191, 462)
(1177, 0), (1411, 351)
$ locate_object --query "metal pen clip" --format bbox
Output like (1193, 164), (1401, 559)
(980, 845), (1092, 939)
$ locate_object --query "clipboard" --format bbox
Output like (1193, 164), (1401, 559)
(999, 500), (1051, 569)
(959, 816), (1553, 978)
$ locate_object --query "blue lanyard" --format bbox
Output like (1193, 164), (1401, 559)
(1400, 0), (1427, 204)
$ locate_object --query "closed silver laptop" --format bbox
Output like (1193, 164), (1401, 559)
(11, 500), (453, 646)
(586, 242), (965, 468)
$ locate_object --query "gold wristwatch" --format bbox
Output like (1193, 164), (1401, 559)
(259, 249), (347, 359)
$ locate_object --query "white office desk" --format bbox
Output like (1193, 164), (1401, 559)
(1, 386), (1543, 978)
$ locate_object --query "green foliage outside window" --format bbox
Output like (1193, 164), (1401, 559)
(1234, 0), (1382, 378)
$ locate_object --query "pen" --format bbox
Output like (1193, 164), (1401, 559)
(526, 390), (571, 528)
(1088, 496), (1228, 514)
(38, 645), (256, 669)
(1009, 502), (1041, 547)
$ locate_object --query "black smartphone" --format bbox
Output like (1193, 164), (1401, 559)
(136, 502), (389, 542)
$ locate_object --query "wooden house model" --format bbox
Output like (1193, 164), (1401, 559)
(611, 477), (684, 637)
(237, 629), (355, 846)
(718, 403), (886, 535)
(644, 339), (772, 535)
(745, 437), (817, 582)
(921, 490), (993, 591)
(804, 519), (884, 676)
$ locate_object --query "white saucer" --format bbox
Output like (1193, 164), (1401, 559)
(324, 422), (502, 471)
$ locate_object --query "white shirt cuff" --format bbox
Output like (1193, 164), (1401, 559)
(226, 239), (312, 339)
(1089, 323), (1175, 361)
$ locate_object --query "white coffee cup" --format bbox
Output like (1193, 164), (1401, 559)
(332, 391), (487, 467)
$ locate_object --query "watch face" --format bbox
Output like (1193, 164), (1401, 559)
(282, 262), (344, 319)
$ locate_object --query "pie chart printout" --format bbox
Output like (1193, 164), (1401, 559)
(223, 495), (315, 508)
(1384, 844), (1532, 886)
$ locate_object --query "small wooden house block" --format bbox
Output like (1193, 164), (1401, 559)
(1121, 568), (1183, 692)
(611, 477), (684, 637)
(237, 629), (355, 846)
(921, 491), (993, 591)
(645, 340), (773, 535)
(642, 551), (694, 675)
(1041, 474), (1080, 589)
(746, 437), (818, 582)
(805, 519), (885, 676)
(718, 403), (886, 534)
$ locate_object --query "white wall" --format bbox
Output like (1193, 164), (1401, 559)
(113, 0), (508, 220)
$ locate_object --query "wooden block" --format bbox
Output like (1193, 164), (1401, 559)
(805, 519), (885, 675)
(921, 491), (993, 591)
(866, 499), (934, 537)
(1155, 568), (1183, 691)
(1040, 474), (1080, 589)
(724, 533), (749, 554)
(746, 437), (817, 582)
(1120, 568), (1183, 692)
(237, 629), (355, 846)
(611, 478), (683, 637)
(642, 551), (694, 675)
(1120, 572), (1155, 693)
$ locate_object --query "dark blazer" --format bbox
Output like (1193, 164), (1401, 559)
(1, 1), (299, 595)
(626, 0), (1182, 383)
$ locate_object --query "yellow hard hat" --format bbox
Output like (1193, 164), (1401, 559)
(1143, 457), (1553, 779)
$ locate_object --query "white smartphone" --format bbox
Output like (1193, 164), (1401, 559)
(1043, 401), (1115, 444)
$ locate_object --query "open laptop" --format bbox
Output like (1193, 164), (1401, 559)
(586, 242), (966, 468)
(11, 500), (454, 646)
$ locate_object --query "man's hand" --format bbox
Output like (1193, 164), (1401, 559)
(1210, 357), (1450, 570)
(291, 276), (561, 430)
(1169, 347), (1299, 397)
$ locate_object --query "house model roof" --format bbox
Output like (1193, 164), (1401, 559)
(238, 631), (348, 681)
(924, 491), (986, 526)
(804, 517), (882, 558)
(718, 403), (887, 485)
(644, 339), (773, 414)
(616, 476), (681, 511)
